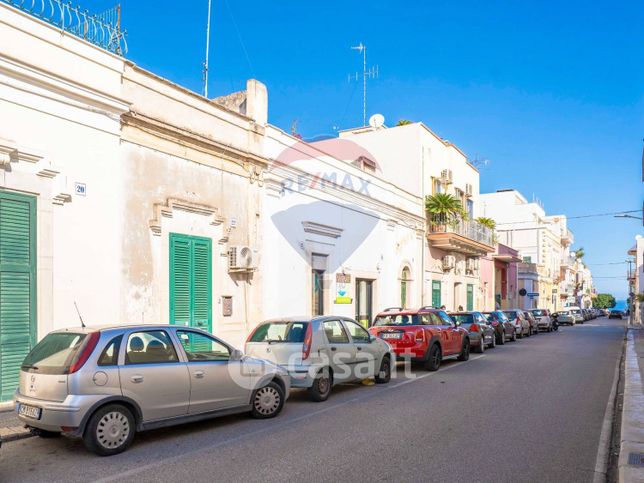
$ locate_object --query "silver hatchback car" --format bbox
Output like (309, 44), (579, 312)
(245, 316), (392, 402)
(14, 325), (290, 456)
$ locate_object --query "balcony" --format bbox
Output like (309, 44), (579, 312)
(427, 215), (495, 256)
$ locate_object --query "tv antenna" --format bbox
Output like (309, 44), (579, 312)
(202, 0), (213, 98)
(348, 43), (378, 127)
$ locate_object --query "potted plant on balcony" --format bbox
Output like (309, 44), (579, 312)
(425, 193), (464, 232)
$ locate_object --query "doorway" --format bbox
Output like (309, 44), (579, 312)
(355, 279), (374, 327)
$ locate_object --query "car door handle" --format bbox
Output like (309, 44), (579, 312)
(194, 371), (205, 379)
(131, 375), (144, 383)
(330, 347), (337, 351)
(357, 346), (363, 351)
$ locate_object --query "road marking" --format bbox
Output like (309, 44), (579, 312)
(95, 354), (485, 482)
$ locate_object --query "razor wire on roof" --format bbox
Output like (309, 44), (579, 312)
(2, 0), (127, 55)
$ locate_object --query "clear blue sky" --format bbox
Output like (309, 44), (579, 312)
(93, 0), (642, 298)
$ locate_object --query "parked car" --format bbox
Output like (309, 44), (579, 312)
(482, 311), (517, 344)
(369, 307), (470, 371)
(530, 309), (554, 332)
(246, 316), (392, 402)
(448, 312), (496, 353)
(15, 325), (290, 456)
(582, 309), (591, 321)
(503, 309), (531, 338)
(552, 311), (575, 325)
(566, 307), (585, 324)
(523, 311), (539, 335)
(609, 309), (625, 319)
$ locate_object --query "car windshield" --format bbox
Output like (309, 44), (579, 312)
(450, 314), (474, 325)
(22, 332), (88, 374)
(248, 321), (309, 343)
(373, 314), (420, 326)
(531, 310), (546, 316)
(504, 311), (518, 319)
(571, 310), (581, 315)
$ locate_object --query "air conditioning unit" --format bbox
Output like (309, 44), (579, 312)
(228, 246), (255, 271)
(442, 255), (456, 271)
(465, 183), (473, 197)
(440, 169), (453, 185)
(465, 257), (479, 274)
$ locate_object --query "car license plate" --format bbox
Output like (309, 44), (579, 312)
(18, 403), (41, 420)
(381, 332), (402, 340)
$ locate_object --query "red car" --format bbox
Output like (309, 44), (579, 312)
(369, 307), (470, 371)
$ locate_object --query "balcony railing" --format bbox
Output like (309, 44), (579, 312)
(2, 0), (127, 55)
(427, 214), (496, 247)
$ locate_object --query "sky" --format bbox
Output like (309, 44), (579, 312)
(88, 0), (642, 298)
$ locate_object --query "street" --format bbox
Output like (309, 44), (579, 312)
(0, 318), (625, 483)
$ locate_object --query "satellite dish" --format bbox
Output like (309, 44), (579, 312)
(368, 114), (385, 129)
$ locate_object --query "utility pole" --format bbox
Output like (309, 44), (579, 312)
(349, 43), (378, 127)
(203, 0), (213, 98)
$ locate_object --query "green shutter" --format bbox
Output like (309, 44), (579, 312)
(169, 234), (212, 333)
(467, 284), (474, 311)
(0, 192), (36, 401)
(432, 280), (441, 308)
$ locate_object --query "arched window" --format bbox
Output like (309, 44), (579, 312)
(400, 267), (411, 308)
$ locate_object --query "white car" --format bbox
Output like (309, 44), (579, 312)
(245, 316), (392, 401)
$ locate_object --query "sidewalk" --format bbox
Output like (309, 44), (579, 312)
(620, 325), (644, 482)
(0, 405), (31, 443)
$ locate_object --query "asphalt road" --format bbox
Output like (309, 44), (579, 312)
(0, 317), (625, 483)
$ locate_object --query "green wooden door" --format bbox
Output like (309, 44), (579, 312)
(432, 281), (441, 308)
(0, 191), (36, 401)
(169, 234), (212, 333)
(466, 284), (474, 311)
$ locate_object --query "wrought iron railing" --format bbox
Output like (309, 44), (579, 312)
(427, 214), (496, 246)
(2, 0), (127, 55)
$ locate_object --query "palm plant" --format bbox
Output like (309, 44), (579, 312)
(476, 217), (496, 230)
(575, 247), (585, 259)
(396, 119), (413, 126)
(425, 193), (464, 226)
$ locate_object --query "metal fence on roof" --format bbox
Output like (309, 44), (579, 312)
(1, 0), (127, 55)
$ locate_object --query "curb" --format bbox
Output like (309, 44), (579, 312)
(618, 328), (644, 483)
(0, 427), (32, 443)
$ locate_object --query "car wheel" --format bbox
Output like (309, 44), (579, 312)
(512, 329), (517, 341)
(83, 404), (135, 456)
(490, 335), (496, 349)
(424, 344), (442, 371)
(497, 330), (506, 345)
(375, 356), (392, 383)
(476, 337), (485, 353)
(526, 328), (531, 338)
(251, 381), (285, 418)
(307, 368), (332, 402)
(457, 339), (470, 361)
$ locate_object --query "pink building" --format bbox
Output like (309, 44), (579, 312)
(480, 243), (521, 311)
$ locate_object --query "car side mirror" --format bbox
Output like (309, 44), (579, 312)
(454, 321), (461, 327)
(230, 349), (243, 361)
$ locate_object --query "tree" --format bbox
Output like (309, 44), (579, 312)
(476, 217), (496, 230)
(574, 247), (585, 259)
(396, 119), (413, 126)
(425, 193), (464, 223)
(592, 293), (616, 309)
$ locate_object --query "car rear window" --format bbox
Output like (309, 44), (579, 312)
(373, 314), (420, 327)
(21, 332), (87, 374)
(248, 321), (309, 343)
(504, 311), (518, 319)
(450, 314), (474, 324)
(531, 310), (546, 316)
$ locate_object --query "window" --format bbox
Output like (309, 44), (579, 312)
(432, 178), (442, 195)
(21, 332), (87, 375)
(437, 311), (454, 326)
(431, 280), (441, 308)
(373, 314), (419, 327)
(311, 254), (327, 316)
(523, 256), (532, 263)
(400, 267), (411, 308)
(344, 321), (370, 343)
(323, 320), (350, 343)
(125, 331), (179, 365)
(98, 335), (122, 366)
(426, 313), (443, 325)
(177, 330), (230, 361)
(248, 321), (309, 343)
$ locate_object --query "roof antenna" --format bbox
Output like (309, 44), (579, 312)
(74, 301), (86, 329)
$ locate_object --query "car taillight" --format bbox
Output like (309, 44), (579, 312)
(470, 324), (479, 332)
(68, 332), (100, 374)
(302, 324), (313, 360)
(516, 318), (521, 325)
(415, 330), (425, 342)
